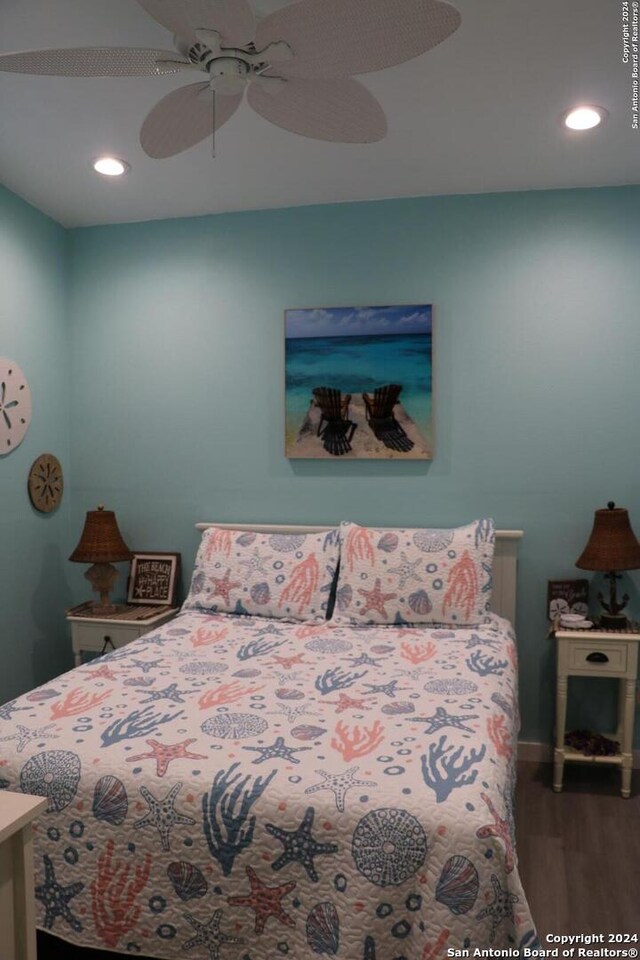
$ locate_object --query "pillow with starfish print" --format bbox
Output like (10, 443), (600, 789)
(331, 519), (495, 626)
(183, 527), (340, 621)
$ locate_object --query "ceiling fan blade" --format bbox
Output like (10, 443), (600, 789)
(140, 81), (242, 157)
(0, 47), (189, 77)
(136, 0), (255, 48)
(255, 0), (461, 79)
(247, 76), (386, 143)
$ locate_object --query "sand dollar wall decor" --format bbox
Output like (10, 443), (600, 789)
(0, 357), (32, 455)
(28, 453), (64, 513)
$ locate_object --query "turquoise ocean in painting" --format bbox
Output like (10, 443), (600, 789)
(285, 331), (432, 446)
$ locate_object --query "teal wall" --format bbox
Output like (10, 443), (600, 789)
(4, 181), (640, 748)
(0, 185), (71, 705)
(67, 185), (640, 746)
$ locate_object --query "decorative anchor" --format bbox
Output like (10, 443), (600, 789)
(599, 570), (629, 620)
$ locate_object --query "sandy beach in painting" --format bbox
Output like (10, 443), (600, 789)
(287, 392), (432, 459)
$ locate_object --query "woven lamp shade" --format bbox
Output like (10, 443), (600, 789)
(576, 502), (640, 572)
(69, 506), (132, 563)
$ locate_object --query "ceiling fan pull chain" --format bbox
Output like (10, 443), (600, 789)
(212, 90), (216, 159)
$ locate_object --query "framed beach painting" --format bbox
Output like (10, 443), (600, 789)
(285, 304), (433, 459)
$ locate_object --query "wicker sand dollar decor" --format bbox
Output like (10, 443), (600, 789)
(28, 453), (64, 513)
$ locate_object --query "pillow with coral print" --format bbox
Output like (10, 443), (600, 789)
(332, 519), (495, 626)
(183, 527), (340, 621)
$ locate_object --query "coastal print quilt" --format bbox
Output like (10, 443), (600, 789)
(0, 611), (537, 959)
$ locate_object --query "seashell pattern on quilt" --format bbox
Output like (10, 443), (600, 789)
(0, 610), (536, 958)
(334, 519), (496, 627)
(184, 527), (340, 621)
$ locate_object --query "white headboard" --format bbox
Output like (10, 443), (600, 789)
(195, 523), (523, 625)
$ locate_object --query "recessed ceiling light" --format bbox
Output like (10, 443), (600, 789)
(92, 156), (130, 177)
(563, 105), (607, 130)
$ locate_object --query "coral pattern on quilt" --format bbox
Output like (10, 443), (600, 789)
(184, 527), (340, 621)
(0, 611), (537, 959)
(334, 520), (496, 627)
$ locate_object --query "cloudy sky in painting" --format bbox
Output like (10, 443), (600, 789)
(285, 305), (432, 339)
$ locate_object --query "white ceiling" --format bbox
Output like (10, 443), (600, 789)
(0, 0), (636, 228)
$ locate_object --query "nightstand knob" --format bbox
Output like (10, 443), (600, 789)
(586, 651), (609, 663)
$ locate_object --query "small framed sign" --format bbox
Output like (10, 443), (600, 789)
(127, 552), (181, 606)
(547, 579), (589, 621)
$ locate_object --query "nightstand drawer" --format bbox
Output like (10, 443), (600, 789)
(567, 641), (628, 675)
(68, 607), (178, 666)
(72, 621), (136, 651)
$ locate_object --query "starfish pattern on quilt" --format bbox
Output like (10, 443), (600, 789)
(363, 679), (403, 699)
(357, 579), (398, 618)
(270, 652), (306, 669)
(183, 909), (243, 958)
(139, 682), (194, 704)
(81, 663), (119, 680)
(3, 603), (533, 955)
(412, 706), (479, 734)
(211, 569), (242, 605)
(127, 737), (207, 777)
(243, 736), (311, 765)
(0, 722), (57, 752)
(129, 657), (163, 674)
(269, 703), (317, 723)
(476, 874), (518, 943)
(325, 692), (371, 713)
(238, 548), (272, 577)
(35, 855), (84, 932)
(266, 806), (338, 882)
(476, 792), (515, 872)
(133, 782), (196, 850)
(343, 652), (383, 668)
(227, 866), (296, 934)
(0, 699), (27, 722)
(387, 552), (422, 588)
(304, 766), (377, 812)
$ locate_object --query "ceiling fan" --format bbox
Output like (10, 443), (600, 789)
(0, 0), (461, 159)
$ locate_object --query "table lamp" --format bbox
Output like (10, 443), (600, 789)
(576, 501), (640, 630)
(69, 505), (132, 614)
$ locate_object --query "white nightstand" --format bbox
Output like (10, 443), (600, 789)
(67, 604), (179, 665)
(553, 628), (639, 797)
(0, 791), (47, 960)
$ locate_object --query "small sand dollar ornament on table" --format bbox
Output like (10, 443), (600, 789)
(28, 453), (64, 513)
(0, 357), (32, 455)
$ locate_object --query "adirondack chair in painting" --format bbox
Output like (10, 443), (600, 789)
(312, 387), (357, 456)
(362, 383), (415, 453)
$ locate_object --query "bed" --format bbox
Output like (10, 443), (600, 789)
(0, 522), (536, 959)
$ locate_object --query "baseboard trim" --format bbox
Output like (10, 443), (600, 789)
(517, 740), (640, 768)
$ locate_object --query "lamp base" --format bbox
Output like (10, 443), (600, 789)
(89, 601), (122, 616)
(598, 612), (629, 631)
(84, 562), (120, 614)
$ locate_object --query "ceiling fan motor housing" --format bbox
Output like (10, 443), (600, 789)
(207, 55), (250, 94)
(188, 39), (284, 94)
